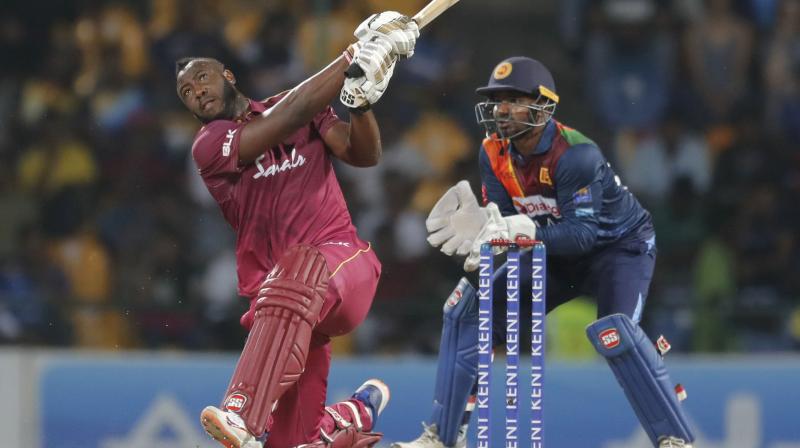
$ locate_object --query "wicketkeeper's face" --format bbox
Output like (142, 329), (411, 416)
(491, 92), (536, 125)
(489, 92), (540, 138)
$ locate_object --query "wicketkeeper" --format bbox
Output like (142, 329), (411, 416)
(392, 57), (695, 448)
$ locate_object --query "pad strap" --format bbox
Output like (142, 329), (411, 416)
(586, 314), (694, 445)
(223, 245), (329, 436)
(299, 406), (382, 448)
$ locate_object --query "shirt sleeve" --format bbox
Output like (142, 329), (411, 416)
(191, 119), (247, 180)
(313, 105), (342, 138)
(479, 145), (516, 216)
(537, 143), (604, 255)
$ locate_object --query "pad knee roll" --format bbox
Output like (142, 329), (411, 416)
(224, 245), (330, 436)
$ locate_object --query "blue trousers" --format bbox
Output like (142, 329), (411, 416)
(490, 236), (656, 344)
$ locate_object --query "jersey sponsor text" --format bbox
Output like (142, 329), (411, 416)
(253, 148), (306, 179)
(512, 195), (561, 219)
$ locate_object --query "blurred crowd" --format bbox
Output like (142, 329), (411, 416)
(0, 0), (797, 355)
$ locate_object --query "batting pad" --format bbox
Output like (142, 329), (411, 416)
(586, 314), (694, 445)
(223, 244), (328, 436)
(430, 277), (479, 446)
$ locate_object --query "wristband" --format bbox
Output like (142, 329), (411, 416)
(348, 104), (371, 115)
(342, 44), (357, 64)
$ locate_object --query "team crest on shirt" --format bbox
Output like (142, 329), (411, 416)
(539, 167), (552, 186)
(573, 186), (592, 204)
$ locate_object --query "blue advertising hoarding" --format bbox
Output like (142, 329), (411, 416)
(40, 355), (800, 447)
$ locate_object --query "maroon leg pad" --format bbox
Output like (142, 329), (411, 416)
(222, 244), (329, 436)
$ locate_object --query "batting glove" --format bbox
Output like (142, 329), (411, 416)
(340, 38), (397, 109)
(355, 11), (419, 58)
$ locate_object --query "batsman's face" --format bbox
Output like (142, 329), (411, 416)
(177, 60), (233, 122)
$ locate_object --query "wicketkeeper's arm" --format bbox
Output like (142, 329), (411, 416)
(536, 143), (603, 255)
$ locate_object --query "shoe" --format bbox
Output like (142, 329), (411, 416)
(390, 422), (466, 448)
(351, 378), (391, 428)
(200, 406), (263, 448)
(659, 436), (693, 448)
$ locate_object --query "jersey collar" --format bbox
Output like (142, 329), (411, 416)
(248, 98), (267, 114)
(246, 93), (289, 118)
(509, 119), (556, 162)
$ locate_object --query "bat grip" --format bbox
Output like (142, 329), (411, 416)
(345, 63), (365, 79)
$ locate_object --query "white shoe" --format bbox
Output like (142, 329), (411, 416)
(390, 422), (466, 448)
(659, 436), (693, 448)
(200, 406), (263, 448)
(352, 378), (391, 427)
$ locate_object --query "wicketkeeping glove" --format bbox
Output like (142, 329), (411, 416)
(426, 180), (489, 256)
(463, 203), (538, 272)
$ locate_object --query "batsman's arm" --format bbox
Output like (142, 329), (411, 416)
(323, 113), (382, 167)
(237, 49), (355, 163)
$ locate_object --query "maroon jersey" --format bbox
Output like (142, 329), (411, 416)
(191, 97), (362, 298)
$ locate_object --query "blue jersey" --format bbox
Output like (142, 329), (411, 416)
(479, 119), (654, 256)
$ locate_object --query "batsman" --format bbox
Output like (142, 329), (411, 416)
(392, 57), (695, 448)
(177, 11), (419, 448)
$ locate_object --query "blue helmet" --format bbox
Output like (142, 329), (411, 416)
(474, 57), (559, 140)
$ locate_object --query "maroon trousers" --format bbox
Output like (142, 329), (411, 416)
(238, 239), (381, 447)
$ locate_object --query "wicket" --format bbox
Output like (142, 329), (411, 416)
(477, 238), (546, 448)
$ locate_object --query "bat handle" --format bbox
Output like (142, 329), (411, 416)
(345, 63), (364, 79)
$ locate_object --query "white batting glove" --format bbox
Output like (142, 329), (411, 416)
(340, 38), (396, 109)
(426, 180), (488, 256)
(463, 203), (538, 272)
(340, 61), (395, 109)
(355, 11), (419, 58)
